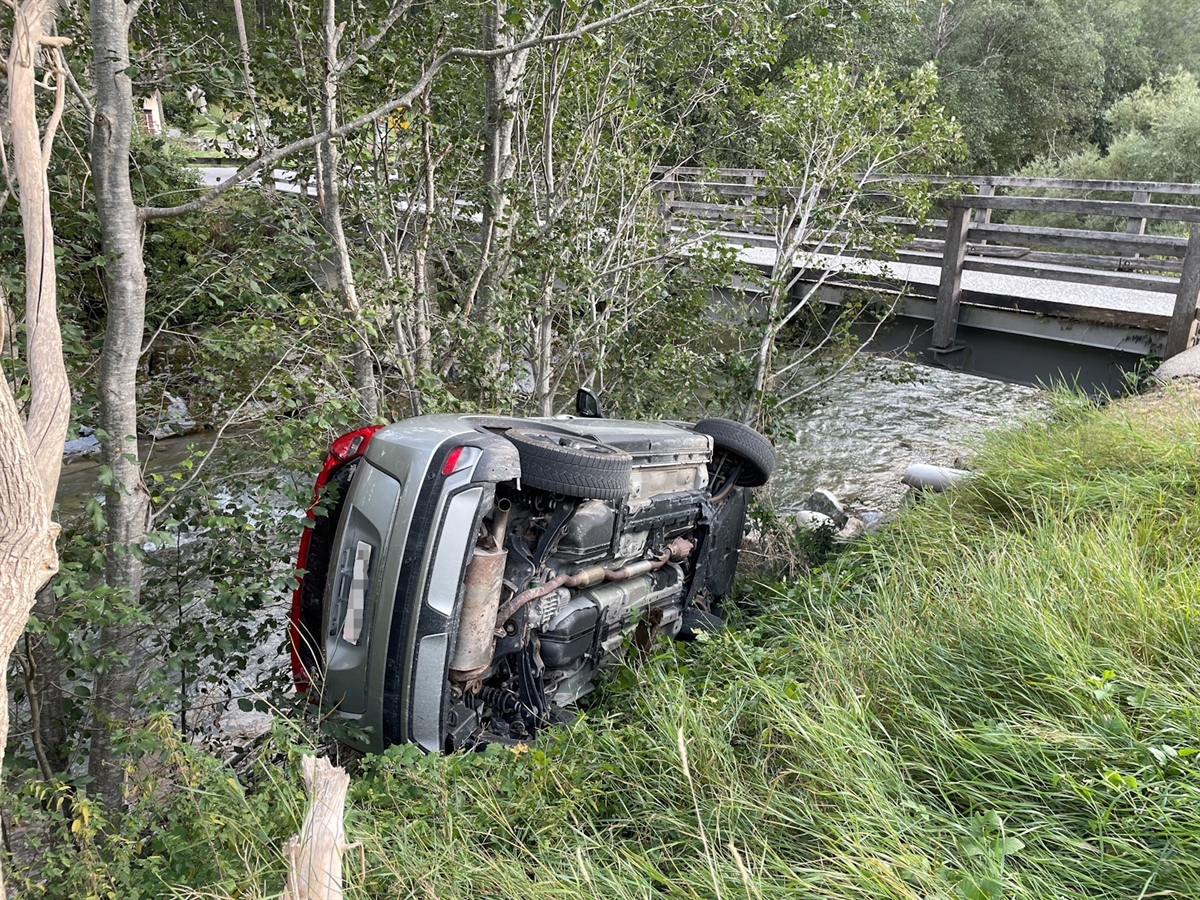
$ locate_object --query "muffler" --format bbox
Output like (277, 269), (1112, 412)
(449, 502), (511, 682)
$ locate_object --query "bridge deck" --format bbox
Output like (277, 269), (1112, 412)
(736, 245), (1173, 320)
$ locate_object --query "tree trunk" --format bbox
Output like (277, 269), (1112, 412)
(231, 0), (266, 153)
(534, 279), (554, 416)
(475, 1), (542, 401)
(319, 0), (379, 422)
(27, 582), (68, 773)
(88, 0), (153, 810)
(1, 2), (70, 894)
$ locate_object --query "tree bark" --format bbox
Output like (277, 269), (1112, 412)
(0, 1), (70, 893)
(88, 0), (153, 810)
(474, 2), (546, 401)
(319, 0), (379, 422)
(27, 582), (68, 773)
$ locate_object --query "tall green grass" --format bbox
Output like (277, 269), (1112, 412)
(14, 388), (1200, 899)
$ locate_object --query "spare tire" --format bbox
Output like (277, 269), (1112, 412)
(506, 428), (633, 500)
(694, 418), (775, 488)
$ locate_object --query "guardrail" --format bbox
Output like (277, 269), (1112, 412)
(651, 168), (1200, 359)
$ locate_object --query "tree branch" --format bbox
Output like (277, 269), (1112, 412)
(140, 0), (666, 221)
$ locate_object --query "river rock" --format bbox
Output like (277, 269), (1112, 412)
(151, 391), (197, 439)
(836, 516), (865, 542)
(1154, 344), (1200, 380)
(794, 509), (835, 531)
(860, 511), (887, 533)
(799, 488), (848, 528)
(63, 425), (101, 458)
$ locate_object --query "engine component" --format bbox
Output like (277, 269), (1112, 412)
(524, 587), (571, 629)
(449, 545), (508, 682)
(556, 500), (616, 562)
(540, 598), (600, 667)
(494, 536), (694, 628)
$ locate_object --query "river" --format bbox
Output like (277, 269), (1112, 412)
(771, 359), (1046, 516)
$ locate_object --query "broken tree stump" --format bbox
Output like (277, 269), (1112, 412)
(283, 755), (352, 900)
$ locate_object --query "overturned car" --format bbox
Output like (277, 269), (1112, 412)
(290, 396), (774, 754)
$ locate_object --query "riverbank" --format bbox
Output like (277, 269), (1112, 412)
(13, 382), (1200, 898)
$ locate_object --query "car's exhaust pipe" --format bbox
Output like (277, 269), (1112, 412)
(449, 543), (509, 683)
(494, 536), (695, 628)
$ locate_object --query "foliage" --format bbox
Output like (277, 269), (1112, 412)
(1029, 71), (1200, 186)
(9, 385), (1200, 898)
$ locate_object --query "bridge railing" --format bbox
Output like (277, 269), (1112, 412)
(650, 168), (1200, 359)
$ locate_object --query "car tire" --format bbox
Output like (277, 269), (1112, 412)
(506, 427), (633, 500)
(693, 418), (775, 487)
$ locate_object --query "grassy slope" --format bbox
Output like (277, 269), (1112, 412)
(28, 387), (1200, 899)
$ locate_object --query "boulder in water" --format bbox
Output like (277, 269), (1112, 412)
(799, 488), (848, 528)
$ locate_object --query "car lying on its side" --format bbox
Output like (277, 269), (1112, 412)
(290, 394), (775, 754)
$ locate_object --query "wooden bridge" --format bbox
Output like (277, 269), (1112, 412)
(653, 168), (1200, 390)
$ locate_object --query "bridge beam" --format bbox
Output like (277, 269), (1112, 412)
(932, 206), (972, 350)
(1166, 226), (1200, 359)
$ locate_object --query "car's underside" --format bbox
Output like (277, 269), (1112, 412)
(291, 413), (774, 754)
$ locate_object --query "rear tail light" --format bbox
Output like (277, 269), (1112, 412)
(290, 423), (386, 690)
(441, 446), (465, 475)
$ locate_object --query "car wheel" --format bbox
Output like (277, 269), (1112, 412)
(506, 427), (633, 500)
(693, 418), (775, 487)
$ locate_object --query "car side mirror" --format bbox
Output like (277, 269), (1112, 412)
(575, 387), (605, 418)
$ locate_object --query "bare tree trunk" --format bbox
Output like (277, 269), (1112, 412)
(474, 2), (546, 401)
(318, 0), (379, 422)
(27, 582), (67, 773)
(412, 89), (436, 377)
(232, 0), (266, 153)
(534, 279), (553, 416)
(0, 2), (70, 893)
(88, 0), (153, 810)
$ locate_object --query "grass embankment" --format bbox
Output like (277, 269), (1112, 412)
(25, 388), (1200, 898)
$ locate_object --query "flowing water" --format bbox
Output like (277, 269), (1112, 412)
(772, 359), (1047, 516)
(58, 361), (1047, 517)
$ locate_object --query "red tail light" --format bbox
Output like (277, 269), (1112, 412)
(290, 424), (385, 690)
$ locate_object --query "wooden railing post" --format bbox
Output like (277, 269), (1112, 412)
(1165, 224), (1200, 358)
(657, 170), (676, 244)
(933, 204), (973, 350)
(1123, 190), (1150, 260)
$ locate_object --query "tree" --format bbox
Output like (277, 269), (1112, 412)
(0, 0), (70, 892)
(81, 0), (686, 810)
(735, 61), (958, 426)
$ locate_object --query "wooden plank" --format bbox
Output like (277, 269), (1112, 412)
(1124, 189), (1150, 260)
(857, 173), (1200, 196)
(903, 239), (1184, 274)
(962, 258), (1178, 293)
(945, 195), (1200, 222)
(968, 222), (1188, 257)
(793, 269), (1173, 329)
(968, 246), (1182, 275)
(933, 206), (972, 349)
(973, 184), (994, 229)
(656, 169), (1200, 196)
(1166, 227), (1200, 357)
